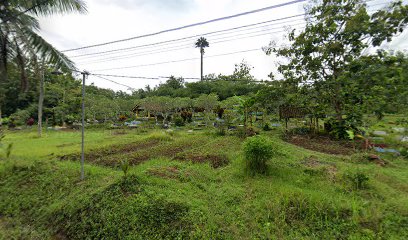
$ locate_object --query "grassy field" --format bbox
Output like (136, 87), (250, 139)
(0, 123), (407, 239)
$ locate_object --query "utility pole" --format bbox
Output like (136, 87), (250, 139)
(80, 70), (89, 181)
(38, 68), (44, 137)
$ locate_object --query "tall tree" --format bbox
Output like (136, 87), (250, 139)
(267, 0), (408, 121)
(0, 0), (87, 129)
(195, 37), (209, 81)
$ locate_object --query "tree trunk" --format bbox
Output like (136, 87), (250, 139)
(38, 69), (44, 137)
(200, 48), (204, 81)
(244, 109), (247, 128)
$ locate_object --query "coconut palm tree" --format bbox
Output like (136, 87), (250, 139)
(0, 0), (86, 128)
(0, 0), (87, 91)
(195, 37), (209, 81)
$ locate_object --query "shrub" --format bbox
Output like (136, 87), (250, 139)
(243, 136), (274, 175)
(9, 109), (31, 126)
(173, 115), (185, 127)
(263, 123), (271, 131)
(325, 115), (361, 139)
(400, 148), (408, 159)
(345, 171), (369, 190)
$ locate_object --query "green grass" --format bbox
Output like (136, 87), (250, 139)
(0, 127), (407, 239)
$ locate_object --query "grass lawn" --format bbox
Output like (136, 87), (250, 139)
(0, 126), (407, 239)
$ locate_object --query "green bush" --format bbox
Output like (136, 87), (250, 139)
(400, 148), (408, 158)
(9, 110), (30, 126)
(263, 123), (271, 131)
(173, 115), (185, 127)
(344, 171), (369, 190)
(243, 136), (274, 175)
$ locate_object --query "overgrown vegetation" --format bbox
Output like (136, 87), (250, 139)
(243, 136), (275, 175)
(0, 128), (407, 239)
(1, 0), (408, 239)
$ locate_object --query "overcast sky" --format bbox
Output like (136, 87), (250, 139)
(37, 0), (408, 92)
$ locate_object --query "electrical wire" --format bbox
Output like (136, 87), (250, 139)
(93, 75), (136, 90)
(74, 21), (305, 63)
(79, 2), (391, 66)
(77, 25), (305, 65)
(68, 14), (306, 58)
(61, 0), (307, 52)
(92, 73), (267, 83)
(91, 48), (262, 72)
(71, 1), (388, 64)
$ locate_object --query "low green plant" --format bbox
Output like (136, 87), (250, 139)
(173, 116), (185, 127)
(400, 147), (408, 158)
(345, 171), (370, 190)
(243, 136), (274, 176)
(146, 132), (173, 141)
(0, 130), (13, 159)
(6, 142), (13, 158)
(263, 123), (271, 131)
(120, 159), (130, 178)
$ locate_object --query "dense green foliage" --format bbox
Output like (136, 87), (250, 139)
(243, 136), (275, 175)
(0, 127), (407, 239)
(1, 0), (408, 238)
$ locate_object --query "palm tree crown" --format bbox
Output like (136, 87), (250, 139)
(0, 0), (87, 91)
(195, 37), (209, 54)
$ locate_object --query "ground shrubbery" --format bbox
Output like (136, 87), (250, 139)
(51, 174), (191, 239)
(1, 128), (408, 239)
(243, 136), (275, 175)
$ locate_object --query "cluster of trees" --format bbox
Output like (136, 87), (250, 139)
(0, 60), (267, 127)
(1, 0), (408, 139)
(260, 0), (408, 136)
(0, 0), (87, 124)
(133, 61), (265, 100)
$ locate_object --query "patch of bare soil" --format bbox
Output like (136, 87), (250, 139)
(128, 141), (197, 164)
(174, 153), (229, 168)
(147, 166), (180, 179)
(59, 139), (159, 163)
(301, 156), (338, 181)
(111, 130), (127, 135)
(56, 143), (76, 148)
(286, 134), (356, 155)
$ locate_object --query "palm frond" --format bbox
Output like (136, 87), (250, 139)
(11, 0), (87, 16)
(14, 38), (29, 92)
(20, 26), (76, 71)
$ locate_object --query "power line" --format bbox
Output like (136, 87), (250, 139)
(77, 25), (305, 65)
(68, 14), (306, 58)
(93, 73), (267, 83)
(93, 75), (136, 90)
(91, 48), (262, 72)
(70, 1), (387, 64)
(74, 21), (305, 63)
(93, 73), (160, 80)
(61, 0), (307, 52)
